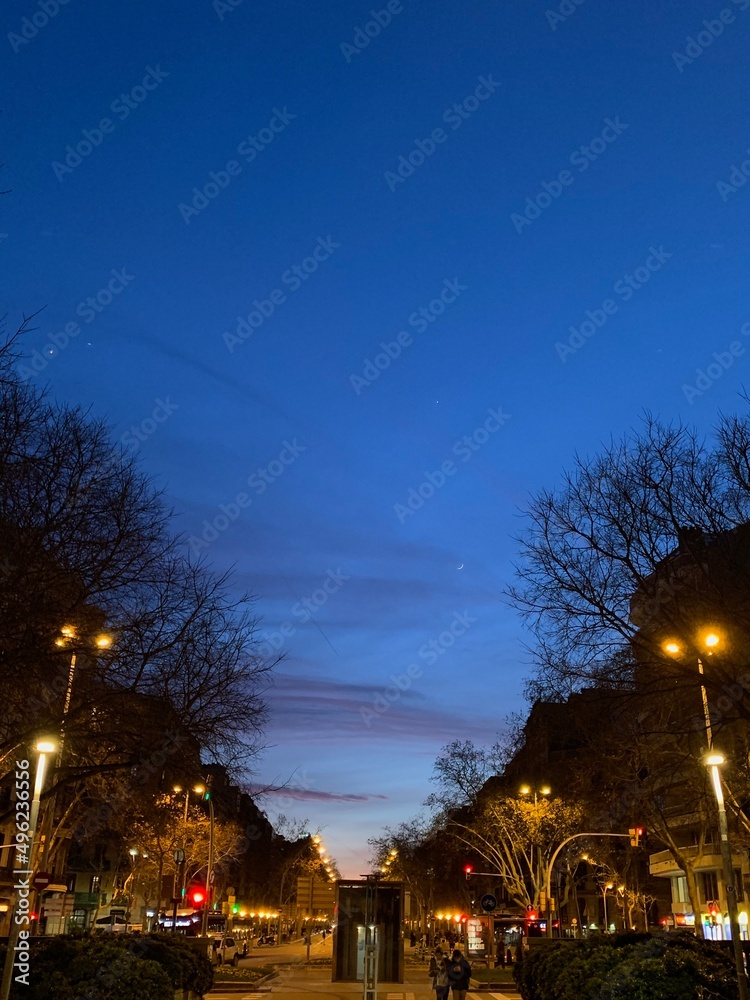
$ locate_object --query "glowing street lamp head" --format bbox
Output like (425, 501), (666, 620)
(519, 785), (531, 795)
(95, 634), (112, 649)
(193, 784), (206, 795)
(706, 752), (725, 766)
(61, 625), (76, 638)
(36, 739), (57, 753)
(540, 786), (551, 796)
(663, 641), (681, 656)
(703, 632), (720, 649)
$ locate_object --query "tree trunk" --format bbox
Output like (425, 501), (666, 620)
(683, 862), (705, 939)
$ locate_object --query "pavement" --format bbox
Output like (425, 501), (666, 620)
(209, 939), (521, 1000)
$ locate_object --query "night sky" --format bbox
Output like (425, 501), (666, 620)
(4, 0), (750, 876)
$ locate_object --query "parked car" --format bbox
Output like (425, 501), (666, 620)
(211, 935), (240, 965)
(93, 915), (128, 933)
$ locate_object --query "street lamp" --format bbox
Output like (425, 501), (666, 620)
(601, 882), (614, 933)
(519, 784), (551, 806)
(1, 739), (57, 1000)
(519, 785), (551, 927)
(55, 625), (113, 750)
(663, 631), (748, 1000)
(705, 752), (748, 996)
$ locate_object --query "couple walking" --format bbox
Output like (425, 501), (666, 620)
(429, 946), (471, 1000)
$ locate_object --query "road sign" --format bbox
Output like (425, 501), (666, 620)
(480, 893), (497, 912)
(32, 872), (50, 891)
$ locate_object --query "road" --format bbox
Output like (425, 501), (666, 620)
(209, 941), (521, 1000)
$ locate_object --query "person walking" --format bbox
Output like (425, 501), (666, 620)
(429, 947), (451, 1000)
(447, 947), (472, 1000)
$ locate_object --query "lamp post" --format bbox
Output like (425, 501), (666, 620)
(199, 780), (215, 938)
(663, 631), (748, 1000)
(519, 785), (551, 928)
(601, 882), (614, 933)
(1, 739), (57, 1000)
(55, 626), (112, 751)
(706, 752), (748, 1000)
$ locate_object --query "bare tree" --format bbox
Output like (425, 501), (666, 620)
(508, 412), (750, 722)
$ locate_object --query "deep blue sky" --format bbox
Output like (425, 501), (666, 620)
(4, 0), (750, 878)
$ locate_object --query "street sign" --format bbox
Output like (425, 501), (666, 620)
(480, 893), (497, 912)
(32, 872), (50, 891)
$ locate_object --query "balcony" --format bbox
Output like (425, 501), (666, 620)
(649, 844), (738, 878)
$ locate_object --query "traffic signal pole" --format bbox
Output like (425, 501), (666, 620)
(545, 833), (632, 938)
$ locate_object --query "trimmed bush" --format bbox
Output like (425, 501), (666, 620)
(514, 932), (738, 1000)
(6, 932), (212, 1000)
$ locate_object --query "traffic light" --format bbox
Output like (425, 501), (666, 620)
(629, 826), (647, 847)
(189, 886), (206, 907)
(464, 865), (473, 879)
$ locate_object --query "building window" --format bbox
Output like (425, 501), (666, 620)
(90, 876), (101, 895)
(701, 871), (719, 903)
(673, 876), (689, 904)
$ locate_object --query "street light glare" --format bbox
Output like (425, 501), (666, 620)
(663, 641), (681, 655)
(60, 625), (76, 638)
(540, 786), (551, 796)
(95, 634), (112, 648)
(707, 753), (726, 766)
(703, 632), (720, 648)
(35, 739), (57, 753)
(519, 785), (531, 795)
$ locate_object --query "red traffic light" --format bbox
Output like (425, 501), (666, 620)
(463, 865), (473, 878)
(189, 887), (206, 906)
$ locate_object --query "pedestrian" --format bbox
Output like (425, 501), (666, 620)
(429, 947), (450, 1000)
(447, 947), (472, 1000)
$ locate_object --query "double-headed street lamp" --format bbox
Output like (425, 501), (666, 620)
(519, 784), (551, 924)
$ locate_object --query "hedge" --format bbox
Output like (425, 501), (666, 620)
(514, 932), (738, 1000)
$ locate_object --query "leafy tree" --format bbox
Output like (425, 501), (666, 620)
(448, 792), (585, 909)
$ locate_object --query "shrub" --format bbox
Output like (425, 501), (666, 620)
(8, 933), (212, 1000)
(513, 933), (738, 1000)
